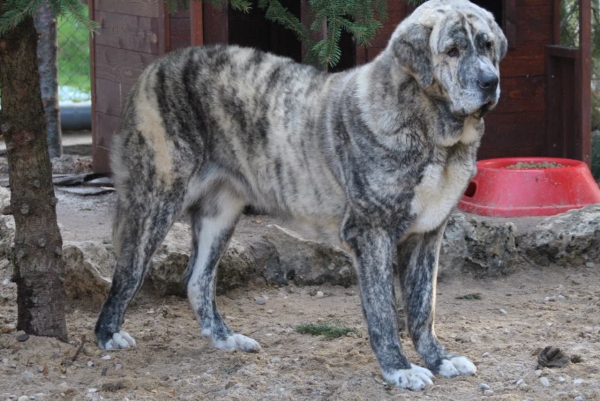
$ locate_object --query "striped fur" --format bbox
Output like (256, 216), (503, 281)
(95, 0), (507, 390)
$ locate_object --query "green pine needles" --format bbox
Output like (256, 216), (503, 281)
(170, 0), (428, 68)
(296, 322), (358, 339)
(1, 0), (428, 67)
(0, 0), (96, 35)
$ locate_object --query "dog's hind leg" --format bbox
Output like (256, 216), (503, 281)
(397, 224), (477, 378)
(183, 188), (261, 353)
(341, 217), (434, 390)
(95, 190), (184, 350)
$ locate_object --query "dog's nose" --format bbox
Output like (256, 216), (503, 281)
(478, 72), (499, 93)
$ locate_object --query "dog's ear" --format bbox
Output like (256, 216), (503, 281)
(494, 25), (508, 61)
(392, 23), (434, 88)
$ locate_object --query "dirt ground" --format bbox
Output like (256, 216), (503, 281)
(1, 192), (600, 400)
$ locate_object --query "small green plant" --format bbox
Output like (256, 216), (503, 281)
(296, 322), (357, 339)
(456, 293), (483, 300)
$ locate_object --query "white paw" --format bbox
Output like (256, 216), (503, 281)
(384, 364), (434, 390)
(100, 330), (136, 350)
(212, 333), (262, 353)
(438, 356), (477, 377)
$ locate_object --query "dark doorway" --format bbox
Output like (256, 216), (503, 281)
(470, 0), (503, 27)
(329, 27), (357, 72)
(228, 0), (302, 62)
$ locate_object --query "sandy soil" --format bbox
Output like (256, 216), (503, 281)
(0, 193), (599, 400)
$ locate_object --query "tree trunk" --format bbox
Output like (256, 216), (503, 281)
(0, 6), (68, 341)
(34, 0), (62, 159)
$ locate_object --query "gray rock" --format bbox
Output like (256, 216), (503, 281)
(63, 241), (115, 305)
(262, 224), (355, 287)
(147, 222), (275, 296)
(15, 330), (29, 342)
(147, 222), (355, 295)
(59, 202), (600, 300)
(217, 236), (274, 293)
(147, 222), (191, 297)
(441, 211), (518, 276)
(440, 205), (600, 275)
(518, 205), (600, 267)
(50, 155), (93, 175)
(20, 370), (35, 386)
(0, 188), (15, 258)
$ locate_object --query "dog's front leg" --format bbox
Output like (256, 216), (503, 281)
(342, 224), (434, 390)
(397, 224), (477, 378)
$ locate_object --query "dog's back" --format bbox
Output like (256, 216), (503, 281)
(113, 46), (347, 231)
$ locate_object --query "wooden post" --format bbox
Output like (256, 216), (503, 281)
(579, 0), (592, 166)
(202, 2), (228, 45)
(503, 0), (516, 50)
(552, 0), (561, 45)
(158, 2), (167, 54)
(190, 0), (204, 46)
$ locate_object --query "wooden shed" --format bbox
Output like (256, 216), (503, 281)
(89, 0), (592, 172)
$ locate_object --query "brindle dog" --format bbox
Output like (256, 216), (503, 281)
(96, 0), (507, 390)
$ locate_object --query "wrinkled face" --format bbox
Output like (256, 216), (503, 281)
(391, 0), (508, 118)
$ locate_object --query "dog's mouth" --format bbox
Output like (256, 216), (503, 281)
(475, 99), (495, 118)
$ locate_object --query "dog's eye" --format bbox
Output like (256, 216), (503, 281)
(447, 47), (459, 57)
(485, 42), (493, 50)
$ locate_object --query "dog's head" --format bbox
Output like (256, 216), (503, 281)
(389, 0), (507, 118)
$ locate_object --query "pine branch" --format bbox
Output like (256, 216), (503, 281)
(0, 0), (38, 35)
(0, 0), (430, 67)
(60, 0), (99, 33)
(260, 0), (311, 43)
(0, 0), (98, 35)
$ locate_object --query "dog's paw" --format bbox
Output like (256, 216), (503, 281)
(212, 333), (262, 353)
(438, 356), (477, 378)
(384, 364), (434, 390)
(98, 330), (136, 350)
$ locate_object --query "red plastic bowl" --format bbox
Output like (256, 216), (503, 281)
(458, 157), (600, 217)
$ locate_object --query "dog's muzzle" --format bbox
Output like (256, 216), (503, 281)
(478, 71), (499, 98)
(476, 71), (499, 117)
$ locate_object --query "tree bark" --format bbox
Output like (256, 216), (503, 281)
(0, 6), (68, 341)
(34, 0), (62, 159)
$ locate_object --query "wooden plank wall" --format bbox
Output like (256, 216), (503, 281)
(480, 0), (553, 159)
(91, 0), (189, 172)
(91, 0), (559, 171)
(169, 8), (191, 52)
(355, 2), (409, 64)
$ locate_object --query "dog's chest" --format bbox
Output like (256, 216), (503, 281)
(409, 151), (475, 233)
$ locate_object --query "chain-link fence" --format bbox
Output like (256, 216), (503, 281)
(58, 14), (91, 103)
